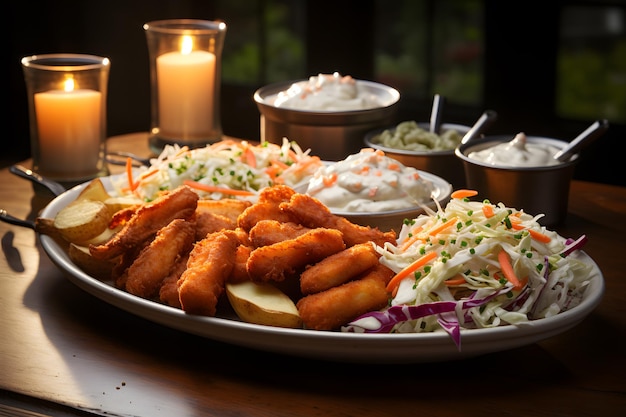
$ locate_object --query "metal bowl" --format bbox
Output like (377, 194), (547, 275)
(455, 136), (579, 226)
(254, 79), (400, 161)
(364, 122), (470, 189)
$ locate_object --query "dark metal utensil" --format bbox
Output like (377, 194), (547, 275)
(0, 208), (35, 229)
(460, 110), (498, 145)
(106, 151), (152, 167)
(429, 94), (445, 134)
(553, 119), (609, 162)
(9, 165), (66, 196)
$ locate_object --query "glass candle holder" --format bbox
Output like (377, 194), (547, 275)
(21, 53), (110, 183)
(144, 19), (227, 154)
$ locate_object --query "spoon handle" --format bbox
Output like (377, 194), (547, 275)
(553, 119), (609, 162)
(429, 94), (445, 134)
(461, 110), (498, 144)
(9, 165), (66, 196)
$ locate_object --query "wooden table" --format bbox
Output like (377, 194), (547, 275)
(1, 133), (625, 416)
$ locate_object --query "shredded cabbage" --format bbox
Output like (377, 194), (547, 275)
(113, 138), (322, 201)
(342, 195), (594, 350)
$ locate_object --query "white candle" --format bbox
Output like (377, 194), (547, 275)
(34, 79), (102, 176)
(157, 36), (215, 140)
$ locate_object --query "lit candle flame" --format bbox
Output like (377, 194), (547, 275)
(63, 77), (75, 92)
(181, 36), (193, 55)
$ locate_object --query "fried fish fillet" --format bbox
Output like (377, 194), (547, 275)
(194, 211), (236, 241)
(248, 219), (311, 247)
(246, 227), (345, 283)
(122, 218), (195, 299)
(296, 263), (394, 330)
(280, 193), (397, 247)
(90, 186), (198, 260)
(299, 242), (380, 295)
(159, 252), (189, 308)
(178, 229), (240, 316)
(237, 185), (298, 231)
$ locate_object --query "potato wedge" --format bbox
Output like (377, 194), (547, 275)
(226, 280), (302, 328)
(68, 243), (115, 280)
(53, 199), (112, 244)
(75, 178), (111, 203)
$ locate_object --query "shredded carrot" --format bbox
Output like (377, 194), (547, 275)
(510, 223), (552, 243)
(428, 217), (458, 236)
(386, 251), (438, 293)
(451, 189), (478, 199)
(290, 156), (321, 173)
(242, 146), (256, 168)
(482, 204), (495, 218)
(388, 162), (400, 171)
(271, 159), (290, 170)
(323, 173), (338, 187)
(444, 275), (467, 286)
(497, 249), (525, 290)
(400, 226), (424, 251)
(183, 180), (255, 196)
(125, 157), (139, 192)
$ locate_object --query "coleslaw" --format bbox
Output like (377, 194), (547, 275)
(114, 139), (323, 201)
(343, 191), (594, 349)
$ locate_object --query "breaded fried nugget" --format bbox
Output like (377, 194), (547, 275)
(300, 242), (380, 295)
(297, 263), (394, 330)
(159, 253), (189, 308)
(123, 218), (196, 299)
(237, 185), (298, 231)
(280, 193), (396, 247)
(178, 229), (240, 316)
(194, 211), (236, 241)
(229, 244), (253, 283)
(246, 228), (345, 283)
(248, 220), (311, 247)
(90, 186), (198, 260)
(196, 199), (252, 223)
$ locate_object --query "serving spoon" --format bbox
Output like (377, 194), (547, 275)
(9, 164), (66, 197)
(429, 94), (445, 134)
(553, 119), (609, 162)
(460, 110), (498, 145)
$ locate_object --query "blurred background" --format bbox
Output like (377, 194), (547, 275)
(8, 0), (626, 186)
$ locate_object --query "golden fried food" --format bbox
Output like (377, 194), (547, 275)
(229, 244), (253, 283)
(194, 211), (236, 241)
(248, 220), (311, 247)
(246, 228), (345, 283)
(280, 193), (396, 247)
(300, 242), (380, 295)
(237, 185), (298, 231)
(159, 253), (189, 308)
(122, 218), (196, 299)
(178, 229), (240, 316)
(90, 186), (198, 260)
(296, 263), (394, 330)
(196, 199), (252, 223)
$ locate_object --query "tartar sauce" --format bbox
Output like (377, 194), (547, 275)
(305, 149), (434, 213)
(467, 133), (561, 167)
(272, 72), (382, 111)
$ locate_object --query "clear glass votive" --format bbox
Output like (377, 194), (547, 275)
(21, 54), (110, 183)
(144, 19), (227, 153)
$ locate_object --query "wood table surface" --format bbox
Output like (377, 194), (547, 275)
(1, 133), (625, 416)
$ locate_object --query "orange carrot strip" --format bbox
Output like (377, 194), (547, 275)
(451, 189), (478, 199)
(444, 275), (467, 286)
(400, 226), (424, 251)
(386, 251), (438, 293)
(323, 173), (338, 187)
(243, 146), (256, 168)
(428, 217), (458, 236)
(497, 249), (524, 290)
(183, 180), (255, 196)
(510, 223), (552, 243)
(482, 204), (495, 218)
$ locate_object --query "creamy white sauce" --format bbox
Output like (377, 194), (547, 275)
(467, 133), (562, 167)
(305, 149), (434, 213)
(271, 72), (383, 111)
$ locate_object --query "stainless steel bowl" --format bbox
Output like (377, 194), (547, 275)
(254, 79), (400, 161)
(455, 136), (579, 225)
(364, 122), (470, 189)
